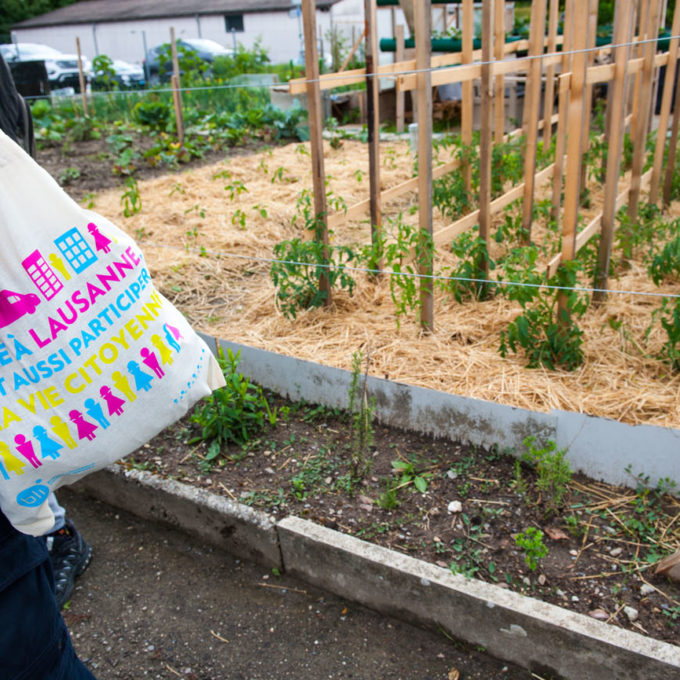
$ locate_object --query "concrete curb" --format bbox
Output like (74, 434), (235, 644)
(75, 466), (282, 568)
(74, 466), (680, 680)
(207, 338), (680, 491)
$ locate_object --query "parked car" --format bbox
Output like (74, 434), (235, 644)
(144, 38), (233, 83)
(0, 42), (91, 92)
(93, 57), (145, 89)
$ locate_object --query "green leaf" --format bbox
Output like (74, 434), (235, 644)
(205, 440), (221, 460)
(414, 476), (428, 493)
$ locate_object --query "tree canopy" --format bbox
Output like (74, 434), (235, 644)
(0, 0), (81, 43)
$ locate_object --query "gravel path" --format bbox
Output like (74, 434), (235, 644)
(59, 487), (536, 680)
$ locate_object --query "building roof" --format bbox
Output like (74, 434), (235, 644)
(14, 0), (339, 28)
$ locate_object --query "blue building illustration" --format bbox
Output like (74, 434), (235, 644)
(54, 228), (97, 274)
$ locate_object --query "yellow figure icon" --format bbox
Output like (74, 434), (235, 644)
(48, 252), (71, 281)
(112, 371), (136, 402)
(50, 415), (77, 449)
(151, 334), (174, 365)
(0, 441), (26, 476)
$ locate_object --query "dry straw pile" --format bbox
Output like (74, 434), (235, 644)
(92, 139), (680, 429)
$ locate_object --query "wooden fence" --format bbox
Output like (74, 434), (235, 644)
(292, 0), (680, 330)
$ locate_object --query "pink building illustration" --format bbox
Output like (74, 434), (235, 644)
(22, 250), (63, 300)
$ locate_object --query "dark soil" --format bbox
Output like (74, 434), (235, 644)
(125, 393), (680, 649)
(36, 133), (273, 203)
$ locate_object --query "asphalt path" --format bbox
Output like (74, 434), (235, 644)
(59, 487), (536, 680)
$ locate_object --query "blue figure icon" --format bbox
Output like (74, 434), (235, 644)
(127, 360), (153, 392)
(0, 459), (8, 481)
(163, 323), (182, 353)
(32, 425), (64, 460)
(84, 398), (110, 429)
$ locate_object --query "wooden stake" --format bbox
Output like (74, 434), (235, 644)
(395, 24), (406, 132)
(520, 0), (547, 241)
(628, 0), (661, 222)
(629, 1), (646, 161)
(663, 55), (680, 205)
(364, 0), (382, 256)
(494, 0), (506, 143)
(170, 27), (184, 147)
(542, 0), (559, 148)
(170, 27), (181, 85)
(75, 37), (88, 117)
(302, 0), (331, 304)
(579, 0), (599, 194)
(340, 28), (366, 72)
(551, 73), (571, 223)
(171, 74), (185, 148)
(415, 0), (433, 331)
(478, 0), (493, 291)
(461, 0), (474, 192)
(593, 0), (636, 304)
(650, 0), (680, 203)
(557, 1), (589, 322)
(551, 0), (575, 223)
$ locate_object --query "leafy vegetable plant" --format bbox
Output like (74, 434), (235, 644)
(515, 527), (549, 572)
(189, 348), (276, 460)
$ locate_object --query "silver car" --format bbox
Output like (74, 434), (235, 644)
(0, 42), (92, 91)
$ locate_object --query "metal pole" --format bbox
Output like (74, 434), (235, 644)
(142, 31), (149, 82)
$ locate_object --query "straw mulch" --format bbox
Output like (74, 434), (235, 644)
(90, 139), (680, 429)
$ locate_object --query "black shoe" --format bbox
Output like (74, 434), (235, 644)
(46, 519), (93, 609)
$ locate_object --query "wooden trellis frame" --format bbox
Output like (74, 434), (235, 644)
(295, 0), (680, 329)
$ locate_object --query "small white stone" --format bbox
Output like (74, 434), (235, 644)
(447, 500), (463, 514)
(609, 547), (623, 557)
(640, 584), (656, 597)
(571, 595), (580, 602)
(624, 606), (639, 622)
(537, 574), (547, 586)
(522, 576), (531, 586)
(447, 470), (458, 479)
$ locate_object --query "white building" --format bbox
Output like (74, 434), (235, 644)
(10, 0), (346, 66)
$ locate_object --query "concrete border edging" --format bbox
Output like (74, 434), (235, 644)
(278, 516), (680, 680)
(206, 337), (680, 490)
(75, 466), (282, 568)
(74, 467), (680, 680)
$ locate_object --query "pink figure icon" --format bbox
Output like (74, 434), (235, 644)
(14, 434), (42, 469)
(69, 410), (98, 441)
(87, 222), (112, 254)
(50, 415), (78, 449)
(151, 334), (174, 365)
(140, 347), (165, 378)
(0, 289), (40, 329)
(112, 371), (137, 402)
(0, 441), (26, 477)
(100, 385), (126, 416)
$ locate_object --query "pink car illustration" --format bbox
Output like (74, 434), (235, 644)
(0, 289), (41, 328)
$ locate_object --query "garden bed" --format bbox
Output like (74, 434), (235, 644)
(43, 134), (680, 649)
(124, 387), (680, 648)
(75, 138), (680, 429)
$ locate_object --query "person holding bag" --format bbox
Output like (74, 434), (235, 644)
(0, 55), (225, 679)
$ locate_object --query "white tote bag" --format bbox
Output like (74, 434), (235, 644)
(0, 130), (225, 535)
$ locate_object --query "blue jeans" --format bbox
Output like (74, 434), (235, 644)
(0, 512), (96, 680)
